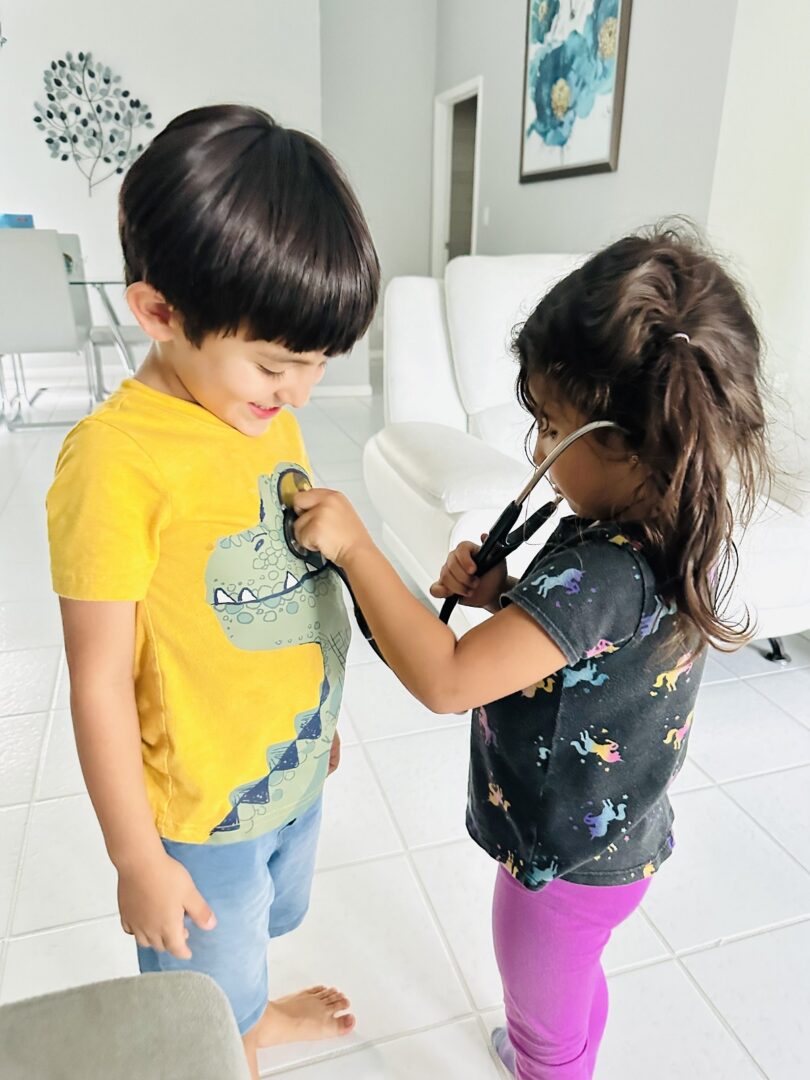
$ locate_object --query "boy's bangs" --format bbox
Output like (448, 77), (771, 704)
(120, 106), (380, 354)
(235, 228), (378, 357)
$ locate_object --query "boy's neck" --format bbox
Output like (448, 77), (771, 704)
(135, 345), (197, 404)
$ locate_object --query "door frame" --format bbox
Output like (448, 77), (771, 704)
(430, 76), (483, 278)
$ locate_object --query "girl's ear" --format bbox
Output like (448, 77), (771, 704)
(126, 282), (184, 343)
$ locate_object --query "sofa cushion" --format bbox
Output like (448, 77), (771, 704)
(371, 422), (530, 513)
(471, 400), (535, 463)
(383, 276), (468, 429)
(444, 254), (585, 418)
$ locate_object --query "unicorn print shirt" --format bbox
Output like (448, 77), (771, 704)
(467, 516), (705, 891)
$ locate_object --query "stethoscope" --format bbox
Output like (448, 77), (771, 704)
(279, 420), (624, 664)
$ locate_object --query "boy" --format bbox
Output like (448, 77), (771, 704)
(46, 104), (379, 1079)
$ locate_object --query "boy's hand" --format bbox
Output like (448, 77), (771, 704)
(118, 850), (216, 960)
(327, 730), (341, 776)
(430, 534), (508, 609)
(292, 488), (374, 567)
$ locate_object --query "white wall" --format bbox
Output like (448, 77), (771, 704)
(435, 0), (738, 254)
(320, 0), (438, 350)
(708, 0), (810, 423)
(0, 0), (322, 284)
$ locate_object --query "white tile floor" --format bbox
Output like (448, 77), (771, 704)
(2, 359), (810, 1078)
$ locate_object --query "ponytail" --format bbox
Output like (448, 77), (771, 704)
(515, 224), (771, 652)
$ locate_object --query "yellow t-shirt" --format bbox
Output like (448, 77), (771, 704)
(47, 379), (350, 844)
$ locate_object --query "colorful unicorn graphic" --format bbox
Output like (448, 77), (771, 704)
(664, 710), (694, 750)
(562, 661), (609, 689)
(477, 706), (497, 748)
(522, 676), (556, 697)
(530, 567), (583, 598)
(525, 857), (559, 887)
(650, 653), (693, 695)
(488, 783), (511, 813)
(570, 730), (623, 763)
(640, 597), (677, 639)
(583, 798), (627, 839)
(585, 639), (618, 659)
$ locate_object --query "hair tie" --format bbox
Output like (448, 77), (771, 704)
(672, 332), (691, 344)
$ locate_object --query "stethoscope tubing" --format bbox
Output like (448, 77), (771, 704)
(287, 420), (624, 666)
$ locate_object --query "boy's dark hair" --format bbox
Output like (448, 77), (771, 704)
(514, 222), (772, 653)
(119, 104), (379, 354)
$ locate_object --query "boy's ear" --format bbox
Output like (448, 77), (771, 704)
(126, 282), (184, 343)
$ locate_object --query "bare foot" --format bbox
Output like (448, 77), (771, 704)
(255, 985), (356, 1047)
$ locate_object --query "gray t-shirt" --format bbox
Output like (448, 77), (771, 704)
(466, 516), (705, 890)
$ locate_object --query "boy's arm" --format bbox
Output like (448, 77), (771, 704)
(60, 598), (215, 957)
(60, 598), (165, 869)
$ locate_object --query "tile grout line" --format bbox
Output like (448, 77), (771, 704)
(353, 731), (491, 1032)
(714, 781), (810, 882)
(0, 430), (43, 516)
(671, 912), (810, 960)
(630, 907), (768, 1076)
(6, 912), (120, 944)
(671, 955), (769, 1077)
(346, 716), (471, 746)
(744, 666), (810, 727)
(718, 758), (810, 785)
(0, 651), (65, 997)
(8, 862), (810, 957)
(260, 1013), (480, 1078)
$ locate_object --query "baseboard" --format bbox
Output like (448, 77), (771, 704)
(310, 383), (373, 398)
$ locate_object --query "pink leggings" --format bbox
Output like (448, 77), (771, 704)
(493, 867), (650, 1080)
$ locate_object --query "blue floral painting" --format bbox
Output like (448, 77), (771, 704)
(521, 0), (632, 182)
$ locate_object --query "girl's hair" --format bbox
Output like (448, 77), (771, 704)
(514, 223), (772, 653)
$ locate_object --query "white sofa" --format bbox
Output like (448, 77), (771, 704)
(363, 254), (810, 652)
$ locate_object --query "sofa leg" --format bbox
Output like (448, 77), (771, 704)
(765, 637), (791, 664)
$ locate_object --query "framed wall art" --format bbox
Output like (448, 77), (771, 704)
(520, 0), (632, 183)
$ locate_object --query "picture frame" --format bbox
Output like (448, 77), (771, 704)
(520, 0), (633, 183)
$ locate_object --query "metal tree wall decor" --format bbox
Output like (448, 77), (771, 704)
(33, 50), (155, 195)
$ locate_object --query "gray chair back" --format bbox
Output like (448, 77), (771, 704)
(59, 233), (94, 342)
(0, 229), (85, 353)
(0, 973), (250, 1080)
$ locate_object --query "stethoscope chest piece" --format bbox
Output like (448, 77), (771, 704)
(278, 468), (326, 570)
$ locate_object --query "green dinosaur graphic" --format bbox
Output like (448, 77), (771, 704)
(205, 463), (350, 839)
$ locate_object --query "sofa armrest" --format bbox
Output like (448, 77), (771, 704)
(371, 422), (537, 513)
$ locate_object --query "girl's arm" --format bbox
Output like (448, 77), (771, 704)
(293, 491), (566, 713)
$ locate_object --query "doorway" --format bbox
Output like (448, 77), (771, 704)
(431, 77), (483, 277)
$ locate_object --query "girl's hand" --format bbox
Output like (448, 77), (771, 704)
(118, 850), (216, 960)
(430, 534), (509, 609)
(292, 487), (374, 567)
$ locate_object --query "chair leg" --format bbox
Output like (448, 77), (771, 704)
(83, 343), (100, 409)
(765, 637), (791, 664)
(88, 342), (107, 401)
(11, 353), (47, 407)
(0, 354), (17, 426)
(1, 351), (91, 432)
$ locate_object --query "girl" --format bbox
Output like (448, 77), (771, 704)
(293, 227), (770, 1078)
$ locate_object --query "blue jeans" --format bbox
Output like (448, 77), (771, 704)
(137, 796), (322, 1035)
